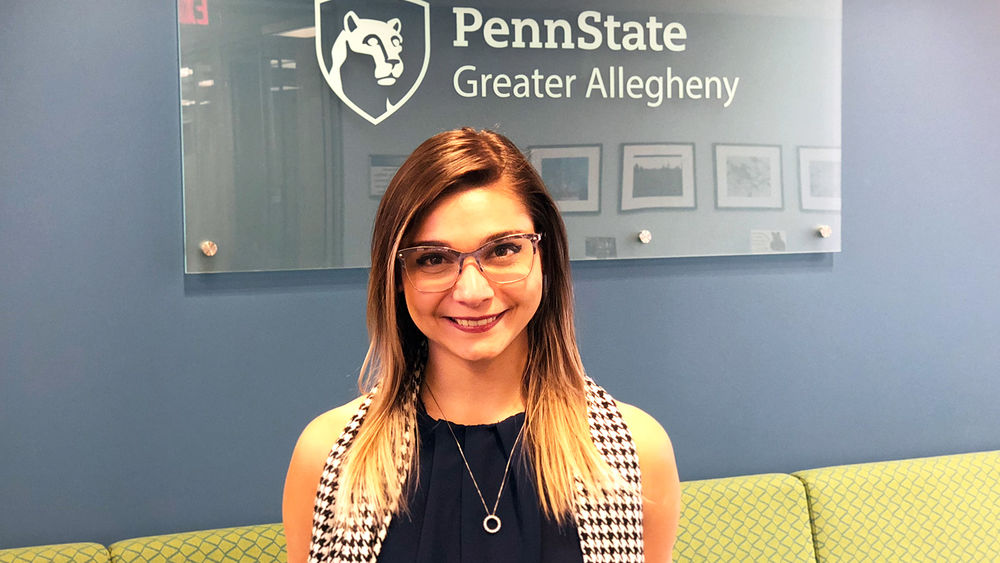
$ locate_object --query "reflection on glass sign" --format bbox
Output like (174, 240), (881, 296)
(179, 0), (841, 273)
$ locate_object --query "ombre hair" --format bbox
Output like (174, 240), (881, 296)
(333, 127), (616, 524)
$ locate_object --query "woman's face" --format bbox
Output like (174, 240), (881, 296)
(401, 181), (543, 369)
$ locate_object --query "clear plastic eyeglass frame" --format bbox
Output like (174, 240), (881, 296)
(397, 233), (542, 293)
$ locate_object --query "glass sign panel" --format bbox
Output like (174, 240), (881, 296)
(179, 0), (841, 273)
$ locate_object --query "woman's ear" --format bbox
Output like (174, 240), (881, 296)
(394, 269), (405, 294)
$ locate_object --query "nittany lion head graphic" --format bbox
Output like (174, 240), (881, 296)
(332, 12), (404, 86)
(316, 0), (429, 125)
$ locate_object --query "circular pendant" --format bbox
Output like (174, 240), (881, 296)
(483, 514), (501, 534)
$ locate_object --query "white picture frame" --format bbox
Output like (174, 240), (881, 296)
(369, 154), (407, 197)
(799, 147), (841, 211)
(621, 143), (696, 210)
(528, 145), (601, 213)
(715, 144), (783, 209)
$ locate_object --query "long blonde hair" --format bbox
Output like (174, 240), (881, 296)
(334, 128), (616, 524)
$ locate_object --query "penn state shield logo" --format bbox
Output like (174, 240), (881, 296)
(315, 0), (430, 125)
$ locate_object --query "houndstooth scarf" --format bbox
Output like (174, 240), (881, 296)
(309, 376), (644, 563)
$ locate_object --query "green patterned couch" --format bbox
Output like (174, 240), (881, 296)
(3, 450), (997, 562)
(673, 449), (1000, 562)
(0, 525), (287, 563)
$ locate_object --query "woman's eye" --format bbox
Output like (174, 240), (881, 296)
(415, 254), (442, 266)
(491, 243), (521, 257)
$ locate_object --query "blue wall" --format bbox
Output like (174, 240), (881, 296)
(2, 0), (998, 549)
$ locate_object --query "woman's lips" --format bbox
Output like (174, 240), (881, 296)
(447, 311), (505, 332)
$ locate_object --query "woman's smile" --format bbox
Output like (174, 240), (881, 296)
(447, 311), (506, 331)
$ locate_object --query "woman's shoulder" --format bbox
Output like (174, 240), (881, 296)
(587, 379), (674, 466)
(303, 395), (367, 438)
(614, 400), (681, 562)
(287, 394), (368, 482)
(614, 401), (671, 451)
(298, 395), (368, 448)
(613, 400), (679, 498)
(283, 395), (368, 563)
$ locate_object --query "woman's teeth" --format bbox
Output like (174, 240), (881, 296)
(454, 315), (499, 327)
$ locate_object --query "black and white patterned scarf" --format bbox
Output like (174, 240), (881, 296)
(309, 376), (644, 563)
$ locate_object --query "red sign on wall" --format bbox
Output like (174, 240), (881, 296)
(178, 0), (209, 26)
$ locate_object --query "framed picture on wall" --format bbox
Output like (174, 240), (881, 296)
(714, 144), (783, 209)
(528, 145), (601, 213)
(798, 147), (841, 211)
(621, 143), (696, 210)
(369, 154), (407, 197)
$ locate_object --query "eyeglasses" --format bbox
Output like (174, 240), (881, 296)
(397, 233), (542, 293)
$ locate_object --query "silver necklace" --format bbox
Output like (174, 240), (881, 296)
(425, 385), (526, 534)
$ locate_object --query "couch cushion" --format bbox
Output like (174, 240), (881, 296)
(794, 450), (1000, 562)
(674, 473), (816, 562)
(0, 543), (110, 563)
(108, 523), (284, 563)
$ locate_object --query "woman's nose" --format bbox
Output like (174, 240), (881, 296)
(451, 259), (494, 303)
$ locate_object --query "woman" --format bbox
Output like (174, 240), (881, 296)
(283, 128), (680, 562)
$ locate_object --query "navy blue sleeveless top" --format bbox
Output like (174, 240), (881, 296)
(377, 406), (584, 563)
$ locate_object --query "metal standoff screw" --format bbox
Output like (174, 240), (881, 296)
(200, 240), (218, 257)
(638, 230), (653, 244)
(816, 225), (833, 239)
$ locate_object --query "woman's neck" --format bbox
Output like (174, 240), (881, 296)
(421, 352), (526, 425)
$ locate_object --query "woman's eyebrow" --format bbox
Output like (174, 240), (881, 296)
(407, 239), (450, 248)
(408, 230), (525, 249)
(479, 230), (522, 245)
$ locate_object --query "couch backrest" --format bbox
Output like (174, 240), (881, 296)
(0, 542), (110, 563)
(674, 472), (817, 562)
(794, 449), (1000, 562)
(107, 523), (285, 563)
